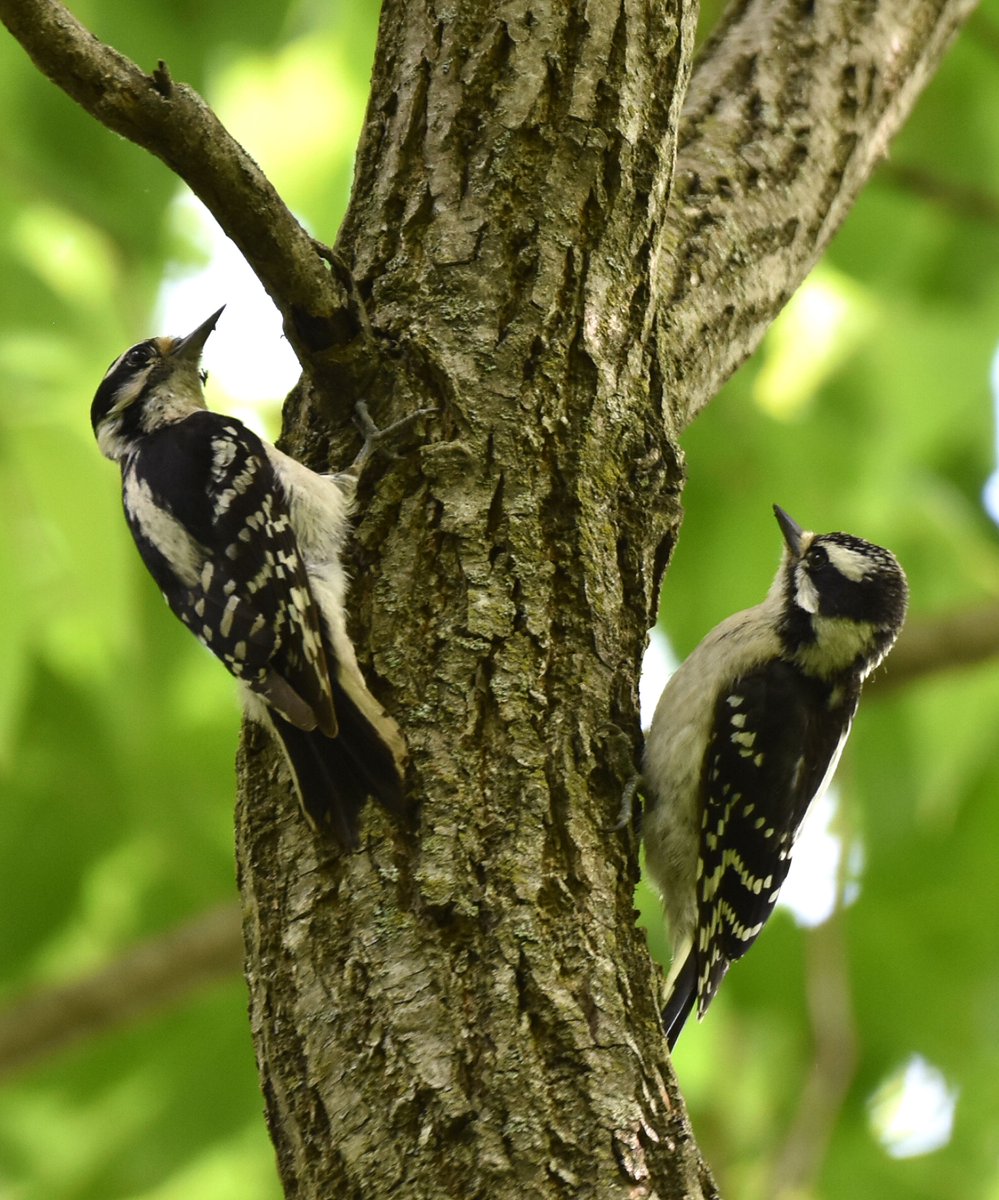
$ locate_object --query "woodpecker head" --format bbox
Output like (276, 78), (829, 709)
(771, 504), (908, 679)
(91, 307), (225, 462)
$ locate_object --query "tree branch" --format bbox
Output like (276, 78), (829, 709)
(0, 0), (352, 369)
(661, 0), (978, 428)
(0, 903), (242, 1079)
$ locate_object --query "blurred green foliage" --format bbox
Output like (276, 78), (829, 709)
(2, 1), (999, 1197)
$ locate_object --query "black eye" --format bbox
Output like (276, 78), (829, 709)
(125, 345), (153, 369)
(807, 545), (828, 568)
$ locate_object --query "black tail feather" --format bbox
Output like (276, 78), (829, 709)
(268, 676), (406, 848)
(662, 952), (698, 1050)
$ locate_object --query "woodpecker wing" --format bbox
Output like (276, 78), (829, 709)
(122, 410), (336, 735)
(693, 660), (857, 1015)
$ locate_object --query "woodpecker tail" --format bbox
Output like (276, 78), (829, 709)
(265, 672), (408, 849)
(662, 951), (698, 1049)
(662, 946), (733, 1048)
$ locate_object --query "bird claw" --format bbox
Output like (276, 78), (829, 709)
(609, 773), (645, 834)
(350, 400), (435, 471)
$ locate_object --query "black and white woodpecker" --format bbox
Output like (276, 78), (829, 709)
(90, 308), (408, 848)
(642, 505), (907, 1047)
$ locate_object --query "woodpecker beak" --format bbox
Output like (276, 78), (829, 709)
(171, 306), (225, 362)
(773, 504), (806, 559)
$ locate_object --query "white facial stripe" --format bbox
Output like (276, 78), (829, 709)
(114, 372), (153, 415)
(823, 542), (873, 581)
(794, 569), (819, 613)
(98, 358), (157, 424)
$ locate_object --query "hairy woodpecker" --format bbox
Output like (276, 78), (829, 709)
(91, 308), (409, 848)
(642, 505), (907, 1046)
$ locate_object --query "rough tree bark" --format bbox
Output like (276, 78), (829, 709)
(0, 0), (976, 1195)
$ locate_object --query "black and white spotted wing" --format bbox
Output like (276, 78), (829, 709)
(121, 409), (336, 736)
(693, 659), (858, 1017)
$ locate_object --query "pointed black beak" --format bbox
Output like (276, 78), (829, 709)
(773, 504), (805, 558)
(171, 306), (225, 362)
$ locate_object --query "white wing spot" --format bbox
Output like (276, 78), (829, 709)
(220, 595), (240, 639)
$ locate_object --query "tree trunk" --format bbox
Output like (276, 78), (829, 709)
(0, 0), (974, 1193)
(237, 2), (698, 1192)
(233, 1), (974, 1195)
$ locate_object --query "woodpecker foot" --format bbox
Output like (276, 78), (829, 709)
(350, 401), (435, 472)
(610, 773), (645, 834)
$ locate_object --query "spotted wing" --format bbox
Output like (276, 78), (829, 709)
(123, 410), (336, 735)
(693, 660), (856, 1016)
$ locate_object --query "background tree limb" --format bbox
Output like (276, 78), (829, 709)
(868, 601), (999, 693)
(0, 904), (242, 1079)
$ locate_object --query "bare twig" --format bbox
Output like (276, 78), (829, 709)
(0, 0), (343, 363)
(0, 903), (243, 1079)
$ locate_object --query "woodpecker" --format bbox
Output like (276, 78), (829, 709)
(91, 307), (410, 848)
(642, 505), (907, 1046)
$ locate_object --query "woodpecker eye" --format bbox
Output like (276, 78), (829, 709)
(806, 545), (829, 568)
(124, 344), (154, 370)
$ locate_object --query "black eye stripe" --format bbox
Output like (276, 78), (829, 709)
(92, 340), (162, 431)
(102, 340), (158, 381)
